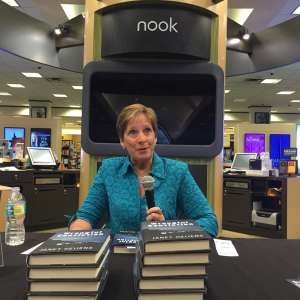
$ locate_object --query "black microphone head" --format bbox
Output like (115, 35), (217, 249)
(141, 175), (155, 191)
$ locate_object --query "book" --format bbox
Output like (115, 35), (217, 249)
(141, 251), (210, 266)
(27, 229), (111, 266)
(27, 293), (102, 300)
(137, 292), (205, 300)
(137, 277), (205, 291)
(140, 220), (211, 253)
(27, 249), (110, 280)
(112, 232), (138, 254)
(141, 263), (207, 278)
(134, 256), (206, 292)
(28, 270), (108, 293)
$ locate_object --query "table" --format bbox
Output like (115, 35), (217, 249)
(1, 233), (300, 300)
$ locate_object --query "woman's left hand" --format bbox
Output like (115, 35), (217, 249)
(146, 207), (165, 222)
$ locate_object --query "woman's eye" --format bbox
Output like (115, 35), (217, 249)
(128, 129), (137, 136)
(144, 128), (152, 134)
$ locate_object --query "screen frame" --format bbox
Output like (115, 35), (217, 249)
(231, 152), (258, 170)
(3, 127), (25, 149)
(81, 60), (224, 158)
(244, 133), (265, 155)
(27, 147), (56, 167)
(30, 128), (51, 148)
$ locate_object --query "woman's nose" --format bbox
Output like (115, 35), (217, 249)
(137, 132), (147, 143)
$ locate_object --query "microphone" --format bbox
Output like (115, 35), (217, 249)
(141, 175), (155, 209)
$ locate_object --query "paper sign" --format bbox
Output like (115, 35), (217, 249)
(213, 238), (239, 257)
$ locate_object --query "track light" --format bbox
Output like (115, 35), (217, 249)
(241, 28), (251, 40)
(53, 24), (70, 36)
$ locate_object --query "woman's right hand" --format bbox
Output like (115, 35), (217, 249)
(69, 219), (92, 231)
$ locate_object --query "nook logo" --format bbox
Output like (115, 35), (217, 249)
(137, 17), (178, 33)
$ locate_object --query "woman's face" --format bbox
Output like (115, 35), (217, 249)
(121, 113), (157, 166)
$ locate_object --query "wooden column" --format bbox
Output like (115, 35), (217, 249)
(80, 0), (228, 235)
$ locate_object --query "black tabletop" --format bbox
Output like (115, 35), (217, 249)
(0, 233), (300, 300)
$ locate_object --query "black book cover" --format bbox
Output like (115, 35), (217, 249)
(112, 232), (138, 254)
(27, 229), (111, 266)
(140, 220), (211, 254)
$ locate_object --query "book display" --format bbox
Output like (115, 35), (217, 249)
(25, 229), (111, 299)
(134, 220), (211, 300)
(61, 140), (81, 169)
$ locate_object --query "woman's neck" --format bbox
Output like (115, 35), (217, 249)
(132, 159), (152, 177)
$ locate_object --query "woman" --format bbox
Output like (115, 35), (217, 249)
(69, 104), (218, 236)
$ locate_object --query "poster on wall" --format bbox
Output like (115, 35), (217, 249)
(244, 133), (265, 155)
(30, 128), (51, 148)
(4, 127), (25, 157)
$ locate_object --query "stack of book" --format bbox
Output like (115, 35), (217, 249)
(26, 229), (111, 300)
(134, 220), (211, 300)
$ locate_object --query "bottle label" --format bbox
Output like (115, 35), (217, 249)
(14, 204), (25, 217)
(6, 202), (14, 218)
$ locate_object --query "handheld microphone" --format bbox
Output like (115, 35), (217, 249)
(141, 175), (155, 209)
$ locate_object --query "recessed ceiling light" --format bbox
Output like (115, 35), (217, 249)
(290, 100), (300, 102)
(53, 94), (68, 98)
(0, 92), (12, 96)
(1, 0), (19, 7)
(225, 89), (231, 94)
(271, 110), (277, 113)
(72, 85), (83, 90)
(60, 4), (85, 20)
(7, 83), (25, 88)
(228, 8), (254, 25)
(224, 109), (232, 112)
(292, 5), (300, 15)
(261, 79), (282, 84)
(22, 72), (42, 78)
(69, 105), (81, 108)
(233, 98), (246, 103)
(277, 91), (295, 95)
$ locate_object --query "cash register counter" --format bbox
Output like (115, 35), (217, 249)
(0, 169), (79, 231)
(223, 174), (300, 239)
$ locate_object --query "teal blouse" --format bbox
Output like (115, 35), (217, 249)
(73, 153), (218, 236)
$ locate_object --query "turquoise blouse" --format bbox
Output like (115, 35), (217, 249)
(73, 153), (218, 236)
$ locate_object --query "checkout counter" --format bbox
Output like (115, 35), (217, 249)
(0, 147), (79, 231)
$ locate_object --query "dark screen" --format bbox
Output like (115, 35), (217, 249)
(30, 128), (51, 148)
(89, 74), (216, 145)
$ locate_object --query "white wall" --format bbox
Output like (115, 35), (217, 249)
(233, 123), (296, 153)
(0, 116), (63, 158)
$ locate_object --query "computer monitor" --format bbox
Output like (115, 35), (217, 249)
(231, 153), (258, 170)
(27, 147), (56, 168)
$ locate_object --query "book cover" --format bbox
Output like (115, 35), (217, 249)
(27, 249), (110, 281)
(27, 229), (111, 266)
(140, 220), (211, 253)
(112, 232), (138, 254)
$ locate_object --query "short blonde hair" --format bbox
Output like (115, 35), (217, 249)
(116, 104), (157, 140)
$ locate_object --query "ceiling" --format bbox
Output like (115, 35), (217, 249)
(0, 0), (300, 118)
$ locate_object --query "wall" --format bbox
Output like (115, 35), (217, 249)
(0, 116), (63, 159)
(233, 123), (296, 153)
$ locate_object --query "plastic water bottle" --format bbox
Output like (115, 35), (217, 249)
(5, 187), (26, 246)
